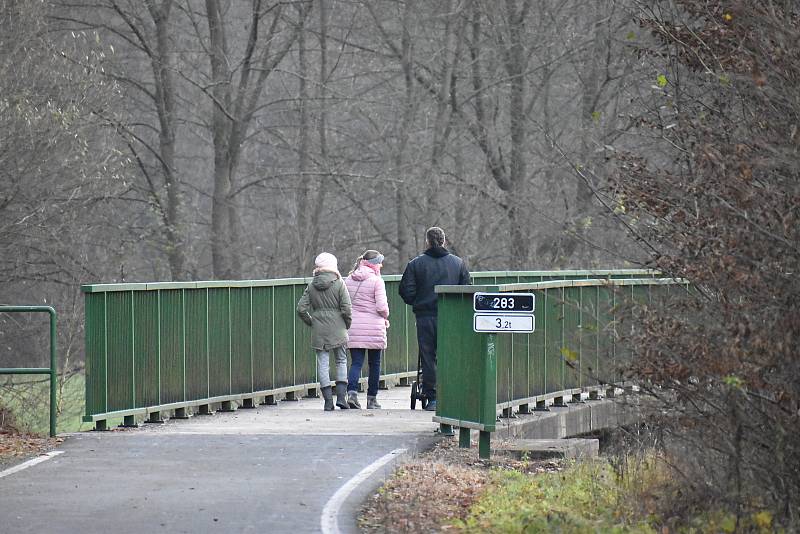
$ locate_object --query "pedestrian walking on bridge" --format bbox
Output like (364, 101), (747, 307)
(297, 252), (353, 411)
(399, 227), (470, 411)
(344, 250), (390, 409)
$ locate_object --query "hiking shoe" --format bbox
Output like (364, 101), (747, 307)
(335, 382), (350, 409)
(321, 385), (334, 411)
(347, 391), (362, 409)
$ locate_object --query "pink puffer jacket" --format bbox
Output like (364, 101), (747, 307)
(344, 263), (389, 349)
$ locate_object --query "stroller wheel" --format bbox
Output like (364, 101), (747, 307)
(411, 380), (425, 410)
(411, 380), (429, 410)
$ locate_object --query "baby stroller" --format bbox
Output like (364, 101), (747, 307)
(410, 349), (429, 410)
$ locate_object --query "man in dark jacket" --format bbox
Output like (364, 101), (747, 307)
(399, 227), (470, 411)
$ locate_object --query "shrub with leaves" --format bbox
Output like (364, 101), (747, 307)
(612, 0), (800, 528)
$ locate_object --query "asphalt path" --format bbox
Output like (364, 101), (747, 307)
(0, 387), (440, 534)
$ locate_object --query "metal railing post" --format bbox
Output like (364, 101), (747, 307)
(0, 306), (58, 437)
(49, 307), (57, 438)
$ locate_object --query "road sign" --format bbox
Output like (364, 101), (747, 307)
(473, 292), (534, 313)
(473, 314), (535, 333)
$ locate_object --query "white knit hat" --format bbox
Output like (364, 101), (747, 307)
(313, 252), (339, 275)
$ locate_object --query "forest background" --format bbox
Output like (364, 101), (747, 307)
(1, 0), (654, 370)
(1, 0), (798, 527)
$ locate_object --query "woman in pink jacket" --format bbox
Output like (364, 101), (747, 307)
(344, 250), (389, 409)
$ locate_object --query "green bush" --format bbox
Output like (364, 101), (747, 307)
(455, 460), (657, 533)
(454, 454), (782, 533)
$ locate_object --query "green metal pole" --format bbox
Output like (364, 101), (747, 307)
(103, 293), (108, 416)
(0, 306), (58, 438)
(156, 291), (162, 407)
(479, 431), (491, 459)
(49, 307), (57, 438)
(479, 333), (497, 459)
(130, 292), (135, 411)
(459, 427), (471, 448)
(560, 287), (565, 392)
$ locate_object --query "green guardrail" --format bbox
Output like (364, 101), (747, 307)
(0, 306), (58, 437)
(433, 277), (686, 458)
(80, 270), (658, 429)
(81, 277), (418, 429)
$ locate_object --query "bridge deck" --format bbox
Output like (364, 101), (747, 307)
(137, 383), (438, 436)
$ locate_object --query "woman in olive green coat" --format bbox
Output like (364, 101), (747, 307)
(297, 252), (352, 410)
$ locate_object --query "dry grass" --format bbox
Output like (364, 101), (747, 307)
(358, 437), (564, 533)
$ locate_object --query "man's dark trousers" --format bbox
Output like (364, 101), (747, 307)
(416, 316), (437, 401)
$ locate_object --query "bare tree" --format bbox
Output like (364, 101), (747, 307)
(201, 0), (311, 279)
(292, 0), (330, 272)
(1, 0), (127, 286)
(52, 0), (193, 280)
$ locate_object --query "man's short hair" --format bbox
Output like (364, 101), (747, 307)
(426, 227), (446, 248)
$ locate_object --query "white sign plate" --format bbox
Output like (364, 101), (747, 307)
(473, 314), (535, 333)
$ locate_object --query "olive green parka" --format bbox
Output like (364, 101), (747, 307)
(296, 271), (352, 350)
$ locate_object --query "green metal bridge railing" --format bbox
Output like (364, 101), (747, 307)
(0, 306), (58, 437)
(81, 270), (658, 430)
(433, 277), (686, 458)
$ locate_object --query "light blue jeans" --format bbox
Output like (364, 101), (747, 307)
(317, 346), (348, 388)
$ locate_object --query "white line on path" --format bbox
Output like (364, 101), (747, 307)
(321, 448), (407, 534)
(0, 451), (64, 480)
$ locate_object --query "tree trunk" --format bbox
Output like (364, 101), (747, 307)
(394, 0), (415, 263)
(206, 0), (235, 279)
(504, 0), (530, 269)
(205, 0), (309, 279)
(295, 1), (312, 271)
(424, 0), (463, 223)
(564, 1), (606, 264)
(308, 0), (329, 262)
(147, 0), (187, 280)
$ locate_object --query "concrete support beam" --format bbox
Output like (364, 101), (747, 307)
(121, 415), (138, 428)
(496, 438), (599, 460)
(218, 401), (236, 412)
(459, 428), (471, 448)
(494, 398), (643, 441)
(146, 411), (164, 424)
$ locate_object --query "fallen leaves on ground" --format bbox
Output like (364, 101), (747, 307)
(359, 438), (563, 533)
(0, 431), (63, 468)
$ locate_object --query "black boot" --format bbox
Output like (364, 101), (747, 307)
(347, 390), (362, 409)
(335, 382), (350, 409)
(321, 386), (334, 411)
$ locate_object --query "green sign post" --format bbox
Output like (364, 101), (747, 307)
(477, 333), (496, 458)
(470, 292), (534, 458)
